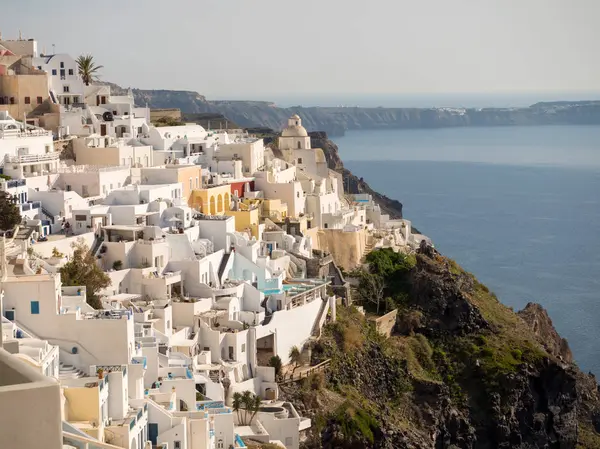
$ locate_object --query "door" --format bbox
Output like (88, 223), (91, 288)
(148, 423), (158, 446)
(100, 124), (107, 136)
(228, 346), (234, 360)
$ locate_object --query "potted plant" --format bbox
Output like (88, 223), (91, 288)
(112, 260), (123, 271)
(49, 247), (65, 266)
(97, 368), (104, 379)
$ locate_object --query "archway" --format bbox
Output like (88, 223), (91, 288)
(129, 435), (137, 449)
(217, 194), (223, 213)
(210, 196), (216, 215)
(224, 193), (230, 211)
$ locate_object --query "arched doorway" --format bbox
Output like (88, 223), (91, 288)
(217, 194), (223, 213)
(210, 196), (216, 215)
(224, 193), (230, 211)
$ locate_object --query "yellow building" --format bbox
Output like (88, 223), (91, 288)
(141, 165), (203, 204)
(261, 198), (288, 222)
(189, 184), (231, 215)
(226, 207), (260, 239)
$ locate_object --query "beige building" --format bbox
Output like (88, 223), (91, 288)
(73, 135), (155, 168)
(0, 348), (63, 449)
(140, 164), (203, 204)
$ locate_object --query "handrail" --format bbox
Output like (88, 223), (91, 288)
(279, 359), (331, 385)
(63, 431), (123, 449)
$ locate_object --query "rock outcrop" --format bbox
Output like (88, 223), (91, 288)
(518, 302), (573, 363)
(284, 247), (600, 449)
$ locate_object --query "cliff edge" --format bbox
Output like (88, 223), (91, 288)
(281, 248), (600, 448)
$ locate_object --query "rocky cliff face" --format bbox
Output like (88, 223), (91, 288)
(283, 248), (600, 449)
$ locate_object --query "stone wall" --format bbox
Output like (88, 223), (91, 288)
(369, 309), (398, 338)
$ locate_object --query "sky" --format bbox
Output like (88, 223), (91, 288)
(1, 0), (599, 102)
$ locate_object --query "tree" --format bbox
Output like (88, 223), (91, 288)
(0, 192), (21, 231)
(289, 346), (302, 375)
(59, 239), (110, 309)
(233, 390), (261, 425)
(76, 54), (103, 86)
(268, 355), (282, 378)
(357, 272), (386, 314)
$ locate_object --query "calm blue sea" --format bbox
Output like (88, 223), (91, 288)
(335, 126), (600, 375)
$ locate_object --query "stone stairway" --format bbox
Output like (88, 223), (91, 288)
(360, 240), (376, 264)
(59, 363), (87, 380)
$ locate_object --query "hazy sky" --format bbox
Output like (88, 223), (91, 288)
(1, 0), (599, 100)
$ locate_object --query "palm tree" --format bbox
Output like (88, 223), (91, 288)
(289, 346), (302, 376)
(76, 54), (103, 86)
(240, 390), (255, 425)
(248, 394), (262, 425)
(232, 392), (243, 423)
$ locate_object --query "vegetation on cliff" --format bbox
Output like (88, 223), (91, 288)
(281, 246), (600, 448)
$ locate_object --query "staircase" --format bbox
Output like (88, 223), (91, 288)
(311, 298), (330, 338)
(360, 239), (376, 264)
(40, 206), (55, 224)
(217, 251), (232, 281)
(59, 362), (86, 380)
(90, 235), (104, 258)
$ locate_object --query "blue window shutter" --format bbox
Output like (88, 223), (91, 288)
(31, 301), (40, 314)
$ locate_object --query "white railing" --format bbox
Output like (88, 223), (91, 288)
(0, 128), (52, 139)
(4, 152), (60, 163)
(57, 165), (128, 174)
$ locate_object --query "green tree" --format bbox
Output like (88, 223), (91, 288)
(76, 54), (103, 86)
(289, 346), (302, 375)
(0, 192), (21, 231)
(268, 355), (282, 378)
(59, 239), (110, 309)
(232, 392), (243, 423)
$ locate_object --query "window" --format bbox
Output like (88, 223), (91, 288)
(73, 96), (79, 104)
(30, 301), (40, 314)
(68, 69), (73, 75)
(60, 69), (65, 79)
(63, 85), (70, 93)
(24, 96), (31, 104)
(60, 62), (64, 68)
(297, 157), (303, 164)
(137, 126), (142, 134)
(37, 96), (43, 104)
(298, 141), (302, 149)
(241, 343), (246, 353)
(9, 97), (15, 105)
(174, 442), (181, 449)
(52, 69), (57, 75)
(109, 184), (113, 190)
(189, 178), (193, 190)
(324, 223), (328, 228)
(195, 177), (199, 188)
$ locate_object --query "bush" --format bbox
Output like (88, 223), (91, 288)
(112, 260), (123, 271)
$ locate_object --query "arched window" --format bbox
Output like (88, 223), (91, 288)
(297, 141), (302, 149)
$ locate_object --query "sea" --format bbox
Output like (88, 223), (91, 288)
(332, 125), (600, 376)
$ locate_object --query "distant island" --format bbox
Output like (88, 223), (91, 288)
(106, 83), (600, 136)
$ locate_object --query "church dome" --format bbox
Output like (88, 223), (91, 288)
(282, 114), (308, 137)
(282, 125), (308, 137)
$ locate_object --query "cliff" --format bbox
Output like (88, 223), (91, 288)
(104, 82), (600, 137)
(282, 247), (600, 449)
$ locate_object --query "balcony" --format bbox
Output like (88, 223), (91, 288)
(5, 152), (60, 164)
(2, 179), (26, 189)
(0, 127), (52, 139)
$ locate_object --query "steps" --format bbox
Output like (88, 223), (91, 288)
(360, 241), (375, 264)
(59, 362), (86, 380)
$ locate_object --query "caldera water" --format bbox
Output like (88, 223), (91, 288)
(334, 125), (600, 375)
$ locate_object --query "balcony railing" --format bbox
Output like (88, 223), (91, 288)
(0, 128), (52, 138)
(4, 152), (60, 164)
(3, 179), (26, 189)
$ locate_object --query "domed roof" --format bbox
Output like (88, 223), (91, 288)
(282, 124), (308, 137)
